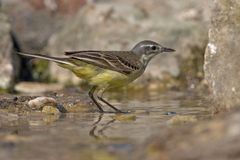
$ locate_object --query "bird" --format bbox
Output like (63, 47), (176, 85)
(17, 40), (175, 113)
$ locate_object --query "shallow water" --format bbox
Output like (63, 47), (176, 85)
(0, 91), (210, 160)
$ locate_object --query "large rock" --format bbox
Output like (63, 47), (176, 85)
(46, 0), (209, 86)
(0, 12), (19, 90)
(1, 0), (86, 52)
(204, 0), (240, 109)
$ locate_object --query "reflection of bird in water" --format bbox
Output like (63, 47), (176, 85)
(89, 114), (116, 139)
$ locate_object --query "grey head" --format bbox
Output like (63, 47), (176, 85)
(131, 40), (175, 67)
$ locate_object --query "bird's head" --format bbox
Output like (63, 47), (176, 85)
(131, 40), (175, 66)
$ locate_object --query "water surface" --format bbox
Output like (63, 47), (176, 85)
(0, 91), (210, 160)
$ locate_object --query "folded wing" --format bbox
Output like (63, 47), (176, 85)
(65, 51), (141, 75)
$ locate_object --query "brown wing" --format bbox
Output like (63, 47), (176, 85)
(64, 50), (142, 75)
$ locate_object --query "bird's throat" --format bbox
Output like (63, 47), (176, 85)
(140, 54), (155, 68)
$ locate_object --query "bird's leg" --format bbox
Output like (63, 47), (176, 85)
(88, 86), (104, 113)
(97, 89), (125, 113)
(97, 96), (124, 113)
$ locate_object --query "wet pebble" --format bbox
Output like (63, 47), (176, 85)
(28, 97), (57, 110)
(42, 106), (60, 115)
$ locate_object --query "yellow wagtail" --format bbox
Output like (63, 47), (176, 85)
(17, 40), (175, 113)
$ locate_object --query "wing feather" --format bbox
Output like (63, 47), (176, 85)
(65, 51), (141, 75)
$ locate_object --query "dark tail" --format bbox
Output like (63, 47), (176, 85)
(17, 52), (73, 66)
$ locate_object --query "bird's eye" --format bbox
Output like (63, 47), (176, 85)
(151, 45), (157, 50)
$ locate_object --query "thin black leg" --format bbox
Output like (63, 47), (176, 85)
(88, 86), (104, 113)
(97, 96), (125, 113)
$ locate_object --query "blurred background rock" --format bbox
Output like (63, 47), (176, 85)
(0, 0), (210, 91)
(0, 12), (18, 91)
(204, 0), (240, 111)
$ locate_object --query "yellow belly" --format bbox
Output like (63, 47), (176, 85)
(90, 70), (130, 87)
(59, 63), (131, 88)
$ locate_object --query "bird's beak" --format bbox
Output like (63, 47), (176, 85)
(162, 47), (175, 53)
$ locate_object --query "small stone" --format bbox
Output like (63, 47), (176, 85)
(42, 106), (60, 115)
(28, 97), (57, 110)
(168, 115), (197, 125)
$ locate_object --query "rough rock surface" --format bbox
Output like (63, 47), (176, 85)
(204, 0), (240, 109)
(46, 0), (209, 85)
(0, 12), (19, 90)
(0, 88), (93, 113)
